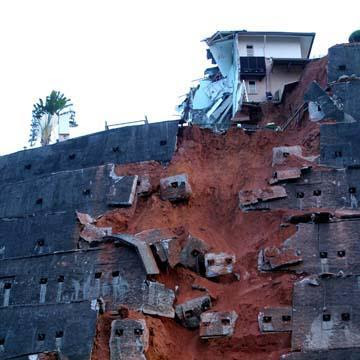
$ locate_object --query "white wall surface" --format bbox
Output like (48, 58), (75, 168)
(238, 36), (302, 58)
(209, 40), (234, 76)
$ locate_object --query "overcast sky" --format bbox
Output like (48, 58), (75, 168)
(0, 0), (358, 154)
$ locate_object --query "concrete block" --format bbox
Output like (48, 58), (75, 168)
(175, 295), (212, 328)
(272, 146), (303, 166)
(142, 281), (175, 318)
(110, 319), (149, 360)
(258, 307), (293, 332)
(199, 311), (238, 339)
(204, 252), (235, 278)
(160, 174), (192, 202)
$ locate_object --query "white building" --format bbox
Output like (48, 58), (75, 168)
(178, 30), (315, 128)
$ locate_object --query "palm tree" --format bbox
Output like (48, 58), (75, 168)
(29, 91), (75, 146)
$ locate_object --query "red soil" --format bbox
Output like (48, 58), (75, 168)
(92, 58), (327, 360)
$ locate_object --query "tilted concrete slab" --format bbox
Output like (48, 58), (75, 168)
(107, 234), (160, 275)
(141, 281), (175, 318)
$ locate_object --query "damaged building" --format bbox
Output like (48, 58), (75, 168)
(177, 30), (315, 129)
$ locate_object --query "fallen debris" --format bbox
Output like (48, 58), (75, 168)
(272, 146), (303, 166)
(137, 175), (152, 197)
(76, 211), (95, 225)
(239, 186), (287, 210)
(135, 227), (209, 271)
(107, 175), (138, 207)
(142, 281), (175, 318)
(107, 234), (160, 275)
(199, 311), (238, 339)
(175, 295), (212, 328)
(269, 168), (301, 184)
(109, 318), (149, 360)
(79, 223), (112, 243)
(259, 247), (302, 271)
(204, 252), (236, 278)
(160, 174), (192, 202)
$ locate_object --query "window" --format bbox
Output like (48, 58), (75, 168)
(282, 315), (291, 322)
(246, 45), (254, 57)
(248, 81), (257, 94)
(263, 316), (272, 323)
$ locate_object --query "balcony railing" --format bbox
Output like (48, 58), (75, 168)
(240, 57), (266, 79)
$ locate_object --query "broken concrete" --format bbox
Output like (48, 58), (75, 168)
(79, 223), (112, 244)
(141, 281), (175, 318)
(272, 146), (303, 166)
(258, 307), (293, 333)
(259, 246), (302, 271)
(137, 175), (152, 197)
(135, 227), (209, 272)
(304, 82), (344, 121)
(199, 311), (238, 339)
(175, 295), (212, 328)
(160, 174), (192, 202)
(238, 186), (287, 209)
(204, 252), (236, 278)
(241, 167), (360, 211)
(108, 234), (160, 275)
(109, 318), (149, 360)
(269, 168), (302, 184)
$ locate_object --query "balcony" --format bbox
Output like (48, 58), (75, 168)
(240, 56), (266, 79)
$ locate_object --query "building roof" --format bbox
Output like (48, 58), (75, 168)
(203, 30), (316, 59)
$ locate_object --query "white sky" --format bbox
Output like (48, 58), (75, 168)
(0, 0), (359, 154)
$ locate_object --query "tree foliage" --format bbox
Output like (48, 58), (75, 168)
(349, 30), (360, 43)
(29, 91), (74, 146)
